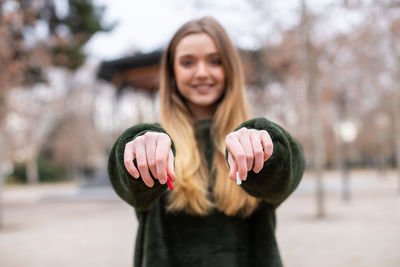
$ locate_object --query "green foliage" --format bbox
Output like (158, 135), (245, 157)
(67, 0), (113, 35)
(0, 0), (115, 89)
(51, 0), (115, 70)
(7, 157), (67, 184)
(53, 44), (86, 70)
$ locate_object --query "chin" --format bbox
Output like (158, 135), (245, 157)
(194, 99), (217, 107)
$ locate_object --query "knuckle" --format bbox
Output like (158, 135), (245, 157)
(134, 135), (144, 144)
(262, 133), (271, 141)
(156, 157), (165, 166)
(125, 141), (133, 149)
(147, 160), (156, 169)
(162, 135), (171, 145)
(137, 165), (147, 171)
(236, 153), (246, 161)
(225, 133), (234, 142)
(254, 150), (263, 158)
(144, 132), (154, 138)
(246, 153), (254, 161)
(238, 127), (248, 134)
(137, 160), (147, 169)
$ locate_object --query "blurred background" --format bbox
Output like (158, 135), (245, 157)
(0, 0), (399, 266)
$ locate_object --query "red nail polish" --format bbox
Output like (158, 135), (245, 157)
(167, 175), (174, 190)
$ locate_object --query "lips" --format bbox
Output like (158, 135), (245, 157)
(192, 84), (214, 94)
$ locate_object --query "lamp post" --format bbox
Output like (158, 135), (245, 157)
(336, 120), (358, 201)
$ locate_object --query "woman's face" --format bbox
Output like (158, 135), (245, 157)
(173, 33), (226, 119)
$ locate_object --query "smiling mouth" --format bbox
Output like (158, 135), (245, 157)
(193, 84), (214, 93)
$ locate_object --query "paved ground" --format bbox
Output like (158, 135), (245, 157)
(277, 170), (400, 267)
(0, 169), (399, 267)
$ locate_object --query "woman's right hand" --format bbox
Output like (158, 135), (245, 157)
(124, 132), (176, 187)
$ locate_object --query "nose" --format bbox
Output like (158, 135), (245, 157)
(195, 61), (209, 79)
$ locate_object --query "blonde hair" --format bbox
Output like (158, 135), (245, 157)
(160, 16), (259, 217)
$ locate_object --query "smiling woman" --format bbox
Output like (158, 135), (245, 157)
(107, 16), (305, 267)
(174, 33), (226, 120)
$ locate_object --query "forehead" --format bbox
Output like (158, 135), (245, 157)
(175, 33), (219, 57)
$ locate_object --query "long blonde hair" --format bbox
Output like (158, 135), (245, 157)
(160, 17), (259, 217)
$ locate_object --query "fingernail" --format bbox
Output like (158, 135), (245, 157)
(236, 172), (242, 185)
(167, 176), (174, 190)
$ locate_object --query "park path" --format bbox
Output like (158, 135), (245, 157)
(0, 170), (399, 267)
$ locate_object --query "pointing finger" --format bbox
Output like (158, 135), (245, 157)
(226, 134), (247, 180)
(260, 131), (273, 161)
(135, 140), (154, 187)
(250, 130), (264, 173)
(227, 152), (238, 180)
(124, 141), (139, 178)
(167, 150), (176, 182)
(237, 130), (254, 172)
(155, 135), (171, 184)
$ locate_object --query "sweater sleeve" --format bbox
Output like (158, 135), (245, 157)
(230, 117), (305, 208)
(107, 123), (176, 212)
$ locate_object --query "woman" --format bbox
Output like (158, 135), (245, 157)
(108, 16), (305, 267)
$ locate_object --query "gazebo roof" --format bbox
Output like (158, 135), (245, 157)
(97, 50), (163, 83)
(97, 49), (264, 92)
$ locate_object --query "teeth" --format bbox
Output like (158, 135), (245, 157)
(195, 85), (212, 90)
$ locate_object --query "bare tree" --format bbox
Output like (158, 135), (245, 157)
(395, 67), (400, 192)
(300, 0), (326, 218)
(388, 1), (400, 192)
(391, 23), (400, 193)
(3, 70), (74, 183)
(0, 0), (111, 228)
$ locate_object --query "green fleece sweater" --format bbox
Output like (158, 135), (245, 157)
(108, 117), (305, 267)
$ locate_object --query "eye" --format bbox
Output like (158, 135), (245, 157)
(209, 58), (222, 65)
(180, 59), (193, 67)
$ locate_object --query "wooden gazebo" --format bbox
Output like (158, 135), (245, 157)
(97, 50), (163, 93)
(97, 49), (264, 92)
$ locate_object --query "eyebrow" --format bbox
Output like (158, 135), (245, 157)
(177, 52), (221, 58)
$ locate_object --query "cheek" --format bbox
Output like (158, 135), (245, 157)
(212, 68), (225, 83)
(174, 70), (190, 98)
(175, 67), (191, 86)
(214, 70), (226, 97)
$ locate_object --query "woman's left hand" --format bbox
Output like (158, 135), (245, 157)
(225, 128), (273, 181)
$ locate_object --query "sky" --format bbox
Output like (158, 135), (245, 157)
(84, 0), (301, 60)
(83, 0), (365, 61)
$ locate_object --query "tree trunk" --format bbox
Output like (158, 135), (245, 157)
(0, 160), (3, 228)
(391, 18), (400, 193)
(301, 0), (325, 218)
(0, 136), (4, 228)
(26, 156), (39, 184)
(395, 71), (400, 193)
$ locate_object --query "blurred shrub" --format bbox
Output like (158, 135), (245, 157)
(7, 157), (67, 184)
